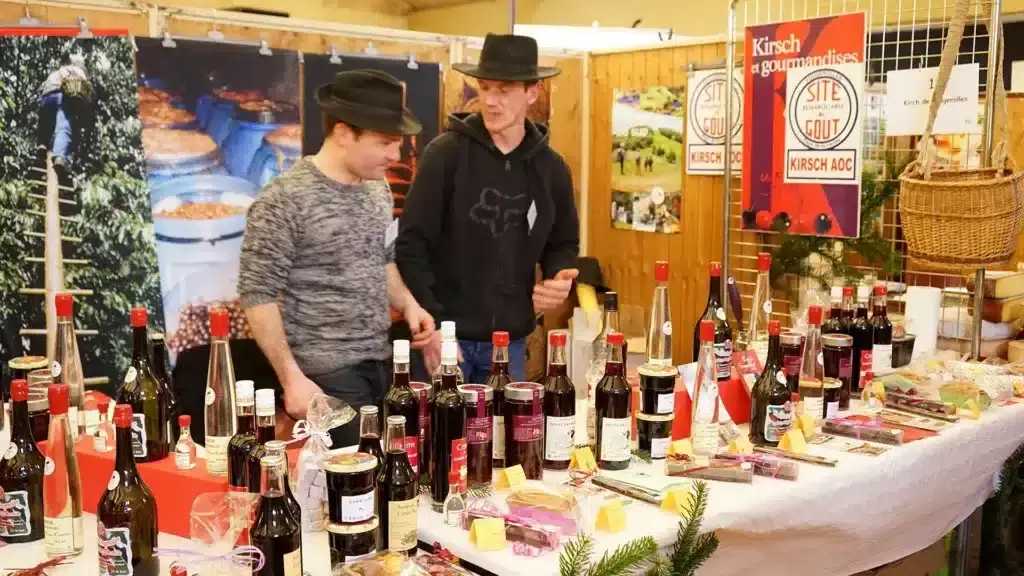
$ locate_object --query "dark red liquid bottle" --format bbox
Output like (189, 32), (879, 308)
(228, 380), (257, 492)
(595, 332), (631, 471)
(870, 285), (893, 374)
(431, 341), (467, 511)
(246, 389), (278, 493)
(484, 331), (512, 469)
(251, 452), (303, 576)
(0, 379), (45, 543)
(542, 332), (575, 470)
(384, 340), (420, 476)
(376, 415), (418, 556)
(357, 406), (385, 479)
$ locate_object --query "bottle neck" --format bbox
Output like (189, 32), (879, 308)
(115, 424), (139, 475)
(603, 309), (619, 333)
(708, 276), (723, 305)
(829, 303), (842, 319)
(604, 343), (624, 376)
(386, 420), (406, 453)
(841, 295), (855, 314)
(873, 297), (887, 318)
(11, 399), (33, 444)
(698, 340), (715, 381)
(548, 345), (567, 376)
(440, 366), (460, 390)
(360, 412), (379, 438)
(492, 345), (509, 370)
(260, 458), (287, 497)
(131, 326), (150, 368)
(856, 304), (869, 318)
(256, 412), (276, 442)
(180, 425), (191, 440)
(237, 404), (255, 434)
(393, 361), (411, 389)
(765, 333), (783, 369)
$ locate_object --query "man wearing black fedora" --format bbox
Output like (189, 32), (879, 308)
(240, 69), (435, 446)
(397, 34), (580, 382)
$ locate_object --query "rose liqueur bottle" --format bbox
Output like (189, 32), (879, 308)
(175, 415), (197, 470)
(117, 307), (169, 462)
(52, 293), (84, 438)
(595, 332), (631, 471)
(205, 308), (237, 477)
(247, 389), (278, 492)
(264, 441), (302, 523)
(850, 286), (874, 395)
(44, 383), (84, 557)
(821, 287), (844, 335)
(431, 341), (467, 511)
(229, 380), (257, 491)
(376, 416), (418, 556)
(251, 454), (303, 576)
(840, 286), (856, 333)
(441, 470), (464, 528)
(485, 331), (512, 469)
(693, 262), (733, 377)
(800, 306), (825, 422)
(747, 253), (773, 367)
(748, 321), (792, 447)
(871, 285), (894, 374)
(543, 332), (575, 470)
(0, 379), (45, 543)
(97, 404), (159, 576)
(646, 261), (672, 366)
(357, 406), (384, 479)
(93, 397), (114, 453)
(431, 321), (464, 398)
(150, 332), (181, 444)
(384, 340), (420, 475)
(691, 321), (720, 459)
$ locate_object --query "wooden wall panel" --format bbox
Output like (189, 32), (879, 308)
(0, 4), (148, 35)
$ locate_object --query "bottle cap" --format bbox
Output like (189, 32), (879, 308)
(441, 340), (458, 364)
(603, 291), (618, 310)
(178, 414), (191, 428)
(236, 380), (255, 404)
(130, 307), (148, 328)
(113, 404), (133, 428)
(210, 308), (230, 338)
(55, 293), (73, 317)
(448, 470), (460, 485)
(255, 389), (275, 414)
(699, 320), (714, 342)
(709, 261), (722, 277)
(808, 305), (822, 325)
(440, 321), (456, 338)
(48, 383), (69, 415)
(768, 320), (781, 336)
(606, 331), (624, 346)
(757, 252), (771, 271)
(492, 331), (510, 347)
(874, 284), (887, 296)
(830, 286), (843, 301)
(98, 396), (111, 413)
(654, 261), (669, 282)
(9, 379), (27, 402)
(386, 415), (406, 427)
(360, 405), (378, 415)
(549, 331), (567, 347)
(393, 339), (410, 363)
(843, 286), (854, 298)
(265, 440), (287, 455)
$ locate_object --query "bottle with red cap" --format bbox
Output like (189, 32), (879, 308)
(822, 287), (844, 336)
(43, 382), (84, 557)
(385, 340), (420, 477)
(117, 307), (169, 462)
(205, 308), (238, 477)
(93, 397), (114, 453)
(52, 292), (84, 438)
(595, 331), (631, 471)
(646, 261), (672, 367)
(175, 414), (197, 470)
(870, 285), (893, 373)
(485, 331), (512, 469)
(748, 320), (792, 447)
(693, 261), (733, 380)
(691, 321), (721, 458)
(839, 286), (856, 332)
(542, 331), (575, 470)
(747, 252), (773, 366)
(97, 404), (158, 575)
(0, 379), (45, 543)
(799, 305), (825, 422)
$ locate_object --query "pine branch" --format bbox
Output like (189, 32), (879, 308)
(466, 484), (493, 499)
(559, 533), (595, 576)
(645, 554), (671, 576)
(631, 448), (653, 463)
(586, 536), (658, 576)
(673, 533), (720, 576)
(670, 481), (713, 575)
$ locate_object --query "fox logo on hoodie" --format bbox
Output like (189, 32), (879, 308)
(469, 187), (526, 238)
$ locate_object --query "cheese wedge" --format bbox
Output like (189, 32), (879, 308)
(778, 429), (808, 454)
(569, 446), (597, 472)
(596, 500), (626, 533)
(795, 413), (817, 440)
(727, 436), (754, 455)
(667, 439), (694, 458)
(964, 398), (981, 420)
(494, 465), (527, 489)
(661, 487), (695, 514)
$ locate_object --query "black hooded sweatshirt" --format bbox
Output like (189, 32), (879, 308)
(396, 112), (580, 342)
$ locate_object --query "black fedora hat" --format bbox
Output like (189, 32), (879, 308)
(453, 34), (560, 82)
(315, 69), (421, 136)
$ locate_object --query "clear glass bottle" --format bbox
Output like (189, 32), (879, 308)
(251, 454), (303, 576)
(93, 397), (114, 453)
(441, 470), (465, 528)
(204, 308), (237, 477)
(747, 252), (773, 367)
(588, 291), (621, 388)
(264, 440), (302, 523)
(44, 383), (84, 557)
(646, 261), (672, 366)
(357, 406), (384, 479)
(51, 293), (84, 438)
(175, 415), (197, 470)
(691, 321), (720, 459)
(800, 305), (825, 422)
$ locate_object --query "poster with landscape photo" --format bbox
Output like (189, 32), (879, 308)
(610, 86), (684, 234)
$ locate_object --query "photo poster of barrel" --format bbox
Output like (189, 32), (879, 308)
(0, 30), (164, 392)
(610, 86), (684, 234)
(302, 53), (442, 218)
(134, 37), (301, 358)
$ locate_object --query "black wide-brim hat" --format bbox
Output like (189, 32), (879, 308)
(315, 69), (421, 136)
(453, 34), (560, 82)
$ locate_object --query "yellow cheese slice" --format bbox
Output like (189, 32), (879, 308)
(727, 436), (754, 455)
(596, 500), (626, 533)
(469, 518), (507, 550)
(661, 487), (695, 514)
(795, 413), (817, 440)
(494, 464), (527, 489)
(964, 398), (981, 420)
(569, 446), (597, 472)
(667, 439), (694, 458)
(778, 429), (808, 454)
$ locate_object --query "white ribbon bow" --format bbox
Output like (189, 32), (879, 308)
(291, 419), (333, 449)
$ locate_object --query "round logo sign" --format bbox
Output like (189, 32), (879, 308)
(775, 370), (787, 384)
(51, 361), (62, 379)
(817, 352), (824, 366)
(716, 308), (727, 321)
(763, 300), (773, 315)
(662, 321), (673, 336)
(205, 387), (216, 406)
(689, 72), (743, 145)
(788, 68), (859, 151)
(4, 442), (17, 460)
(124, 367), (137, 385)
(44, 456), (55, 476)
(108, 470), (120, 491)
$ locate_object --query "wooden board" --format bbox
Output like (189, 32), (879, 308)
(0, 3), (148, 35)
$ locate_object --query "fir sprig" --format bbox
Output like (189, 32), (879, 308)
(668, 481), (719, 576)
(559, 533), (596, 576)
(631, 449), (653, 464)
(466, 483), (493, 499)
(586, 537), (658, 576)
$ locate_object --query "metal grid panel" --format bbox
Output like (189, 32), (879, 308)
(728, 0), (996, 343)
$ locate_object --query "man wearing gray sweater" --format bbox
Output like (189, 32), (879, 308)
(239, 70), (434, 446)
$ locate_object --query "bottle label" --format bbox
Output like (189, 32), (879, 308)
(650, 436), (671, 459)
(68, 408), (79, 438)
(826, 401), (839, 419)
(175, 447), (193, 469)
(717, 308), (727, 321)
(4, 443), (16, 460)
(344, 551), (377, 563)
(0, 490), (32, 536)
(340, 492), (375, 523)
(467, 416), (493, 444)
(123, 367), (136, 384)
(204, 435), (231, 476)
(694, 383), (719, 421)
(404, 437), (419, 475)
(872, 345), (892, 373)
(205, 387), (216, 406)
(98, 523), (133, 575)
(691, 421), (719, 457)
(445, 507), (463, 528)
(512, 415), (543, 442)
(44, 515), (83, 555)
(388, 498), (419, 552)
(451, 438), (468, 493)
(714, 340), (733, 380)
(44, 457), (55, 475)
(52, 361), (62, 378)
(107, 471), (121, 491)
(860, 350), (873, 384)
(764, 402), (793, 442)
(802, 397), (823, 421)
(783, 354), (801, 377)
(544, 415), (575, 461)
(763, 300), (773, 314)
(130, 413), (147, 459)
(94, 428), (108, 452)
(599, 417), (631, 463)
(839, 356), (852, 378)
(662, 321), (672, 336)
(282, 547), (302, 576)
(492, 415), (506, 460)
(656, 392), (675, 414)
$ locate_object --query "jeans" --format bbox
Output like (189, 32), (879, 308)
(313, 359), (391, 448)
(458, 338), (526, 383)
(39, 91), (72, 159)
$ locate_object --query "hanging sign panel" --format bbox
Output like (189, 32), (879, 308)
(686, 68), (743, 175)
(884, 63), (980, 136)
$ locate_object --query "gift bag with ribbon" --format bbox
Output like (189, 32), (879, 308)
(898, 0), (1024, 269)
(291, 393), (356, 533)
(154, 492), (263, 576)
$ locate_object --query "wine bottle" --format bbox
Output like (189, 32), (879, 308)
(117, 307), (169, 462)
(264, 440), (302, 523)
(850, 286), (874, 395)
(52, 293), (84, 438)
(747, 252), (773, 367)
(205, 308), (237, 477)
(247, 389), (278, 493)
(871, 285), (894, 373)
(485, 331), (512, 469)
(44, 383), (84, 557)
(175, 415), (197, 470)
(431, 321), (464, 398)
(691, 321), (720, 459)
(693, 262), (733, 378)
(839, 286), (856, 333)
(748, 321), (792, 447)
(821, 287), (844, 335)
(151, 332), (181, 445)
(251, 454), (303, 576)
(595, 332), (630, 471)
(0, 379), (45, 543)
(97, 404), (159, 576)
(646, 261), (672, 366)
(377, 415), (418, 555)
(357, 406), (384, 479)
(229, 380), (257, 491)
(384, 340), (420, 475)
(542, 332), (575, 471)
(431, 341), (467, 511)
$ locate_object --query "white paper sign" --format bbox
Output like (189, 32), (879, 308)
(784, 62), (865, 185)
(884, 64), (980, 136)
(685, 69), (744, 175)
(1011, 61), (1024, 93)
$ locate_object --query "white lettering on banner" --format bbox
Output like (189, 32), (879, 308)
(685, 69), (744, 175)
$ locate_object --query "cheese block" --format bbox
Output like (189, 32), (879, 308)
(963, 398), (982, 420)
(596, 501), (626, 532)
(727, 436), (754, 455)
(494, 465), (527, 489)
(968, 294), (1024, 324)
(795, 413), (817, 440)
(661, 487), (694, 514)
(667, 439), (694, 458)
(937, 337), (1012, 360)
(778, 429), (808, 454)
(967, 270), (1024, 299)
(569, 447), (597, 472)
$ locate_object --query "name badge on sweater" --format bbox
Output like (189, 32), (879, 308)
(384, 218), (398, 249)
(527, 201), (537, 233)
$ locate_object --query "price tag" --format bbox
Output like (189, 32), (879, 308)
(885, 64), (981, 136)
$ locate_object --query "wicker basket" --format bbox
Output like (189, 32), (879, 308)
(897, 0), (1024, 270)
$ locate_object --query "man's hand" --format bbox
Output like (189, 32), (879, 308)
(533, 268), (579, 314)
(422, 331), (464, 375)
(404, 304), (436, 350)
(282, 370), (324, 420)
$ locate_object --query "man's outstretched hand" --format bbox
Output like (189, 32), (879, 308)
(533, 268), (579, 314)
